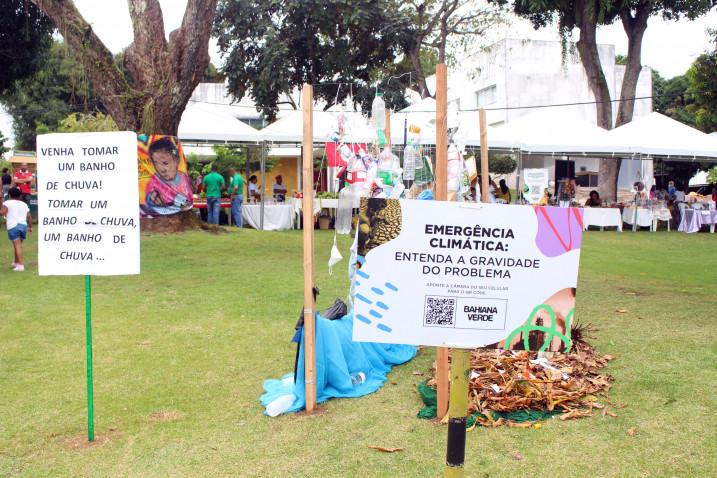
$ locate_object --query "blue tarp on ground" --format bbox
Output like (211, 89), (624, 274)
(260, 311), (417, 415)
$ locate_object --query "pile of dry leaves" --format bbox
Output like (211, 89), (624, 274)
(428, 324), (619, 427)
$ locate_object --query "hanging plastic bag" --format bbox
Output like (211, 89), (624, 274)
(335, 186), (354, 234)
(328, 234), (343, 275)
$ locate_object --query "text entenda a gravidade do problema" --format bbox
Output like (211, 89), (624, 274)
(393, 223), (540, 278)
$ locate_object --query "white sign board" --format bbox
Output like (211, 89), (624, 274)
(352, 199), (583, 351)
(37, 131), (140, 276)
(523, 168), (550, 204)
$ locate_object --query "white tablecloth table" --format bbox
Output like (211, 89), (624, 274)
(289, 196), (363, 226)
(622, 207), (653, 229)
(241, 204), (295, 231)
(582, 208), (623, 231)
(679, 208), (717, 233)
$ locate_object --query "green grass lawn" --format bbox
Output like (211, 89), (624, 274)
(0, 229), (715, 477)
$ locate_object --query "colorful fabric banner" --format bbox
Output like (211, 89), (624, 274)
(138, 135), (193, 216)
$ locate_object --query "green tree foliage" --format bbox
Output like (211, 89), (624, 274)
(57, 112), (118, 133)
(1, 41), (103, 150)
(400, 0), (509, 97)
(486, 153), (517, 174)
(204, 145), (280, 180)
(202, 63), (226, 83)
(652, 70), (697, 126)
(0, 0), (54, 95)
(214, 0), (412, 120)
(707, 166), (717, 184)
(0, 130), (9, 156)
(686, 30), (717, 133)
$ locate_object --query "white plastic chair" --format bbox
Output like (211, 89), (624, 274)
(652, 209), (671, 232)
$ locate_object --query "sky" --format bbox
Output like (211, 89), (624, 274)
(2, 1), (716, 148)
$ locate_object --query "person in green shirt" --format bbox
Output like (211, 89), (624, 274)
(202, 164), (225, 224)
(228, 167), (245, 227)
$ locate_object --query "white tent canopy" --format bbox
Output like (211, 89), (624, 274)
(178, 102), (263, 143)
(261, 110), (376, 144)
(452, 111), (518, 150)
(607, 112), (717, 160)
(453, 109), (621, 154)
(388, 98), (438, 145)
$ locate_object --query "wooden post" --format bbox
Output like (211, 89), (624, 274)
(302, 84), (317, 413)
(445, 109), (491, 478)
(435, 63), (449, 419)
(385, 109), (392, 151)
(479, 109), (489, 203)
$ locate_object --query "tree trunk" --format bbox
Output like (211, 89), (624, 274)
(409, 46), (431, 99)
(34, 0), (218, 232)
(34, 0), (217, 136)
(615, 5), (650, 127)
(575, 1), (618, 200)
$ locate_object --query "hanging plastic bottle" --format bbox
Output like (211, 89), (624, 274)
(371, 92), (386, 129)
(335, 186), (354, 235)
(447, 144), (462, 195)
(377, 147), (395, 187)
(403, 124), (421, 180)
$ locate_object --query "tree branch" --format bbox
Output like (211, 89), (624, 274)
(31, 0), (138, 129)
(125, 0), (169, 92)
(167, 0), (219, 110)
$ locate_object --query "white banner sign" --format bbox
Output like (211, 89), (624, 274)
(523, 168), (549, 204)
(37, 131), (140, 276)
(352, 199), (583, 351)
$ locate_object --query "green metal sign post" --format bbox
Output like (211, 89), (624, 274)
(85, 275), (95, 442)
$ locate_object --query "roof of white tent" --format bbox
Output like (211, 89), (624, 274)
(607, 112), (717, 160)
(389, 111), (436, 145)
(453, 109), (619, 154)
(261, 110), (376, 143)
(451, 112), (517, 149)
(388, 98), (437, 145)
(178, 103), (263, 142)
(400, 97), (436, 113)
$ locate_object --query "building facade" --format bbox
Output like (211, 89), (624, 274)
(440, 38), (653, 195)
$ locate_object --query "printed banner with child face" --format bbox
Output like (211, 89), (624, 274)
(138, 135), (193, 216)
(352, 199), (583, 352)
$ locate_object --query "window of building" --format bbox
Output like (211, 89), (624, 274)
(239, 118), (266, 129)
(475, 85), (497, 107)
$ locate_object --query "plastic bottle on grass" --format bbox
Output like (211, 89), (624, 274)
(266, 394), (296, 417)
(351, 372), (366, 386)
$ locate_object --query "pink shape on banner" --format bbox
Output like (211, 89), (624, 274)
(533, 207), (584, 257)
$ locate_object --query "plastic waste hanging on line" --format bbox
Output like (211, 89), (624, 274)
(403, 124), (421, 180)
(335, 186), (355, 234)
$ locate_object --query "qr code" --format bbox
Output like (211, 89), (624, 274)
(424, 296), (456, 327)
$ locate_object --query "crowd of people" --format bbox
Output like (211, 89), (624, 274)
(193, 167), (288, 227)
(580, 179), (717, 229)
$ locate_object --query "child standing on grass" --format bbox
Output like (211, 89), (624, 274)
(0, 187), (32, 272)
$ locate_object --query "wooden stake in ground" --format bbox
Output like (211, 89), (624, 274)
(445, 109), (490, 478)
(434, 63), (449, 419)
(385, 109), (392, 151)
(479, 109), (489, 203)
(302, 83), (317, 413)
